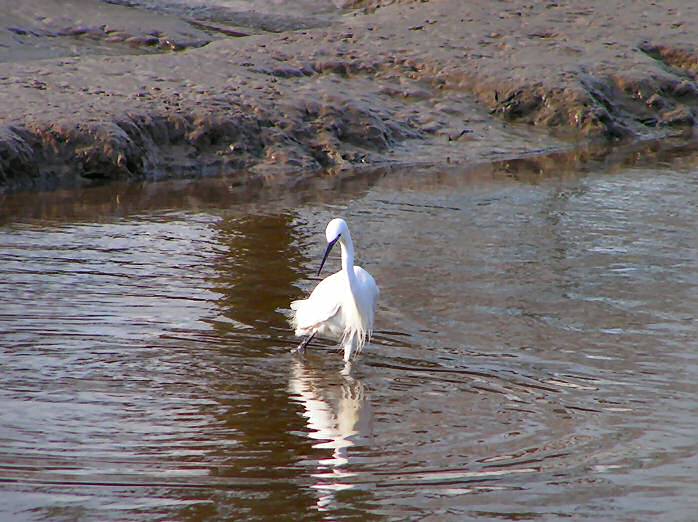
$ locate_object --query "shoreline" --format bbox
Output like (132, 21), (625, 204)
(4, 135), (697, 223)
(2, 0), (698, 193)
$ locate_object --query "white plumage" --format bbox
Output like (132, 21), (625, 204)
(290, 218), (379, 362)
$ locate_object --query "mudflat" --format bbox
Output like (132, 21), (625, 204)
(2, 0), (698, 191)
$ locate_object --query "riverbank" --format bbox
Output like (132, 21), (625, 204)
(2, 0), (698, 192)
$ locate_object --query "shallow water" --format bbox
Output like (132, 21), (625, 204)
(1, 152), (697, 521)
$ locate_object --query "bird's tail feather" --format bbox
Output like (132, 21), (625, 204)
(341, 326), (370, 361)
(289, 299), (306, 332)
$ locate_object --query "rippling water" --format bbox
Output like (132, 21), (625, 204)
(1, 150), (697, 520)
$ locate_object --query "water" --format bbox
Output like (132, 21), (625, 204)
(1, 151), (697, 521)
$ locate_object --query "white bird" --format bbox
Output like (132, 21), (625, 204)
(290, 218), (379, 362)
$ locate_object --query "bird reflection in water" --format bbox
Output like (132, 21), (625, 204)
(288, 359), (373, 511)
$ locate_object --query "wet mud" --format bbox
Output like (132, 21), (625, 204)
(3, 0), (698, 192)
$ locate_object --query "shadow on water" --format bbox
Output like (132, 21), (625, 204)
(1, 137), (698, 520)
(208, 213), (307, 336)
(162, 212), (323, 520)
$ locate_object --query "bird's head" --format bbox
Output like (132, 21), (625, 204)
(325, 218), (348, 244)
(318, 218), (349, 276)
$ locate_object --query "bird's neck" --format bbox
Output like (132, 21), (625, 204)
(339, 239), (355, 277)
(339, 238), (361, 312)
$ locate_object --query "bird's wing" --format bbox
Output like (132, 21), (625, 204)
(354, 265), (379, 325)
(354, 266), (379, 303)
(292, 272), (343, 330)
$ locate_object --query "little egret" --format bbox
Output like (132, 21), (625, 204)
(290, 218), (379, 362)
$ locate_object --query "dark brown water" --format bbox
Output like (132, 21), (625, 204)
(1, 154), (697, 521)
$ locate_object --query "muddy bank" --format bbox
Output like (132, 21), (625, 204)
(2, 0), (698, 192)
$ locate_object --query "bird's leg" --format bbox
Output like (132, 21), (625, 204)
(342, 333), (358, 362)
(293, 332), (316, 356)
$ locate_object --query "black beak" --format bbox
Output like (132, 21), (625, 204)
(317, 235), (340, 276)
